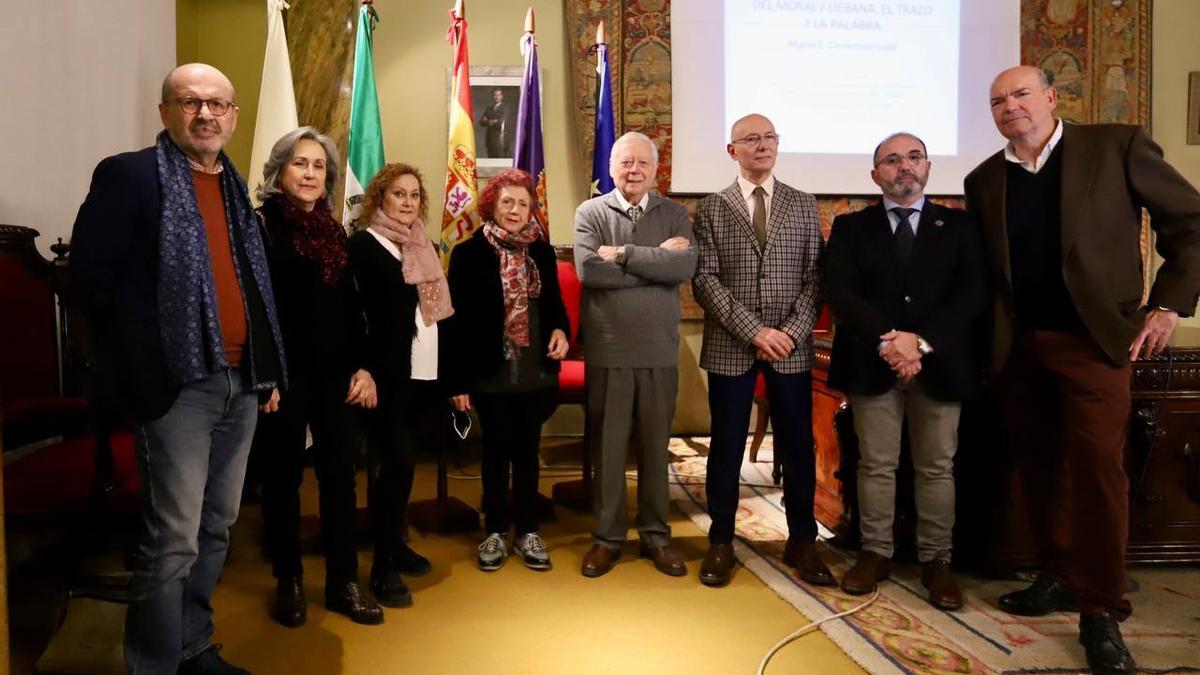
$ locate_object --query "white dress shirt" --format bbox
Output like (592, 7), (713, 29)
(881, 195), (925, 235)
(366, 228), (439, 381)
(1004, 118), (1063, 174)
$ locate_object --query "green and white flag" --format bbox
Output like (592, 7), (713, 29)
(342, 2), (384, 229)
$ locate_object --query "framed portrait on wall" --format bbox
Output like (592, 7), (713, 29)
(447, 65), (540, 177)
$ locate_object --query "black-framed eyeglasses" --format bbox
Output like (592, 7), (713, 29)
(731, 133), (781, 147)
(875, 152), (927, 168)
(170, 97), (235, 116)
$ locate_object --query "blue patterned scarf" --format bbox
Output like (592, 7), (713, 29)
(154, 131), (286, 389)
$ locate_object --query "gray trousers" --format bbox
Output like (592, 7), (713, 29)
(586, 366), (677, 549)
(848, 380), (960, 562)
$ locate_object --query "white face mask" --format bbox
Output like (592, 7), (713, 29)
(451, 409), (473, 440)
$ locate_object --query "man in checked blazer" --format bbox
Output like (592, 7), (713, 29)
(824, 132), (987, 611)
(692, 113), (832, 587)
(965, 66), (1200, 674)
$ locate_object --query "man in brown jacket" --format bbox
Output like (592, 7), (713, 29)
(965, 65), (1200, 675)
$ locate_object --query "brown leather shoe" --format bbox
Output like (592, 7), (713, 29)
(841, 551), (891, 595)
(699, 543), (737, 586)
(581, 544), (620, 578)
(782, 541), (836, 586)
(640, 544), (687, 577)
(921, 559), (963, 610)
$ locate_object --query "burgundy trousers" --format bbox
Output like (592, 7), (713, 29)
(996, 330), (1133, 620)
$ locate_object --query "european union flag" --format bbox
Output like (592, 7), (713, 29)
(590, 41), (616, 197)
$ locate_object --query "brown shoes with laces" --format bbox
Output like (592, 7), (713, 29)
(640, 544), (687, 577)
(783, 541), (837, 586)
(840, 550), (891, 595)
(581, 544), (620, 577)
(699, 543), (737, 586)
(921, 559), (963, 610)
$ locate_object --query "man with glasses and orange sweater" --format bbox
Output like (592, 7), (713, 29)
(71, 63), (285, 675)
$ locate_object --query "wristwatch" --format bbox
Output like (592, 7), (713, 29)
(916, 335), (933, 356)
(615, 245), (628, 265)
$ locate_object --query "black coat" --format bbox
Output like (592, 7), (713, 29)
(442, 231), (569, 396)
(346, 229), (426, 390)
(823, 201), (988, 401)
(257, 197), (369, 385)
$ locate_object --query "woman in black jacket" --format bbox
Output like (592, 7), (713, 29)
(254, 127), (382, 627)
(444, 168), (570, 571)
(347, 163), (453, 607)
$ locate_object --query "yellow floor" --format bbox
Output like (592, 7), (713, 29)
(209, 460), (864, 675)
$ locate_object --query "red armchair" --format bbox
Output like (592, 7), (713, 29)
(550, 246), (591, 510)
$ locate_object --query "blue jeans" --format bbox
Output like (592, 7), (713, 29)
(124, 368), (257, 674)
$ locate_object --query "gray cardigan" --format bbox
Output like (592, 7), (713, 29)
(573, 190), (698, 368)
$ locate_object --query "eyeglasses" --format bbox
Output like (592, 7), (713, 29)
(170, 97), (235, 116)
(875, 152), (927, 168)
(731, 133), (781, 147)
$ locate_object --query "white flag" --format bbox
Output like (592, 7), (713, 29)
(248, 0), (298, 205)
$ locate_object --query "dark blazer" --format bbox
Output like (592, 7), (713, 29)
(346, 229), (424, 390)
(824, 200), (988, 401)
(442, 231), (569, 395)
(693, 179), (824, 376)
(965, 123), (1200, 370)
(70, 148), (171, 421)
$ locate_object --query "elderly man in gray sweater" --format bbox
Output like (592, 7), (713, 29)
(574, 132), (698, 578)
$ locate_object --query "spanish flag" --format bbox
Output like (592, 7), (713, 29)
(438, 0), (479, 268)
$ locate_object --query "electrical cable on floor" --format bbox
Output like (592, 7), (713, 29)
(756, 586), (881, 675)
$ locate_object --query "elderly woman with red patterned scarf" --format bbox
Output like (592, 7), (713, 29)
(444, 168), (570, 572)
(254, 126), (382, 627)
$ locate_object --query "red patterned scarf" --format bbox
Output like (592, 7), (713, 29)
(482, 221), (543, 360)
(274, 196), (349, 287)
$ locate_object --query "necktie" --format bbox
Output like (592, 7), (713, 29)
(891, 207), (916, 267)
(628, 205), (643, 223)
(752, 186), (768, 249)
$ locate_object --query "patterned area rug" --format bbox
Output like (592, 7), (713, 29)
(667, 437), (1200, 675)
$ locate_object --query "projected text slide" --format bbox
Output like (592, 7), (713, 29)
(725, 0), (961, 156)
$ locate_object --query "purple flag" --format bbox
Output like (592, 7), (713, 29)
(513, 30), (549, 240)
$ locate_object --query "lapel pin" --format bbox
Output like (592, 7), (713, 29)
(934, 219), (944, 227)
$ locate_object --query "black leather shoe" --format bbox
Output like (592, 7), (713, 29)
(369, 566), (413, 608)
(178, 644), (250, 675)
(998, 574), (1078, 616)
(1079, 613), (1136, 674)
(271, 577), (306, 628)
(325, 581), (384, 625)
(393, 542), (432, 577)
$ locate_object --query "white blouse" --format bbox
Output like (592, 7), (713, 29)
(365, 228), (439, 380)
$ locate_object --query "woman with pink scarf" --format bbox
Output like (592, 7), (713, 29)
(348, 163), (453, 608)
(443, 169), (570, 571)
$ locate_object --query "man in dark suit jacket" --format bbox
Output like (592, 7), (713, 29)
(693, 113), (831, 587)
(479, 88), (510, 158)
(70, 63), (284, 675)
(824, 132), (987, 610)
(965, 65), (1200, 674)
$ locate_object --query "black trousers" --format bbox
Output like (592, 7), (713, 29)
(706, 365), (815, 545)
(258, 371), (363, 586)
(475, 387), (558, 535)
(368, 378), (444, 569)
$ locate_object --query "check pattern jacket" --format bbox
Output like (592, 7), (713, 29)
(693, 179), (824, 376)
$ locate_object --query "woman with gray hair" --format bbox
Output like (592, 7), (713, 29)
(254, 126), (384, 627)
